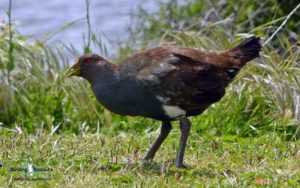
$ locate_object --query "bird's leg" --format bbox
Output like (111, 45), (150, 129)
(174, 117), (191, 168)
(143, 121), (172, 161)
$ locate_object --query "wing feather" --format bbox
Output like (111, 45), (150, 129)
(127, 46), (227, 115)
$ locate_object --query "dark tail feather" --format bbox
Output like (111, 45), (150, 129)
(229, 36), (262, 65)
(224, 36), (261, 82)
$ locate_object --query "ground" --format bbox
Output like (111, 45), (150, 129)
(0, 128), (299, 187)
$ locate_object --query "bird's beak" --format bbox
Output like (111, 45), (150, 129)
(66, 61), (80, 77)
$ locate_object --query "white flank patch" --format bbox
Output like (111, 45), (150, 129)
(162, 105), (186, 118)
(156, 95), (168, 103)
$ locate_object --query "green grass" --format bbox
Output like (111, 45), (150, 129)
(0, 130), (299, 187)
(0, 0), (300, 187)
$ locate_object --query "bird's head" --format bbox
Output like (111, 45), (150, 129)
(66, 53), (109, 78)
(66, 53), (117, 84)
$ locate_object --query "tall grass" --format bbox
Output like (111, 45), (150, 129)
(7, 0), (14, 75)
(0, 0), (299, 139)
(125, 0), (300, 139)
(84, 0), (92, 53)
(0, 0), (148, 134)
(0, 0), (107, 133)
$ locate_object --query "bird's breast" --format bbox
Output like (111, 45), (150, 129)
(92, 82), (178, 120)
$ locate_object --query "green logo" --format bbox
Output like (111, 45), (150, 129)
(4, 159), (53, 181)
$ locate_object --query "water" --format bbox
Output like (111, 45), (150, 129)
(0, 0), (163, 56)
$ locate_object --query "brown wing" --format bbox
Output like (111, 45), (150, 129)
(120, 45), (228, 116)
(119, 37), (261, 117)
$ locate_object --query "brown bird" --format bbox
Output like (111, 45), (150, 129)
(67, 36), (261, 168)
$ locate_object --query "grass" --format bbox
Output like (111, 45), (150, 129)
(0, 0), (300, 187)
(0, 130), (299, 187)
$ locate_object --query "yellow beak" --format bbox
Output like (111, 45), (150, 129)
(66, 61), (80, 77)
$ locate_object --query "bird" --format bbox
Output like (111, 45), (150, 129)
(67, 36), (261, 168)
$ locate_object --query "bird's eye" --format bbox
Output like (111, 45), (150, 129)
(84, 59), (93, 64)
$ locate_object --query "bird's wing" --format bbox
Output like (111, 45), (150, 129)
(121, 46), (228, 115)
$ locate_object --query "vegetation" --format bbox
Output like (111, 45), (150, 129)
(0, 0), (299, 187)
(1, 129), (300, 187)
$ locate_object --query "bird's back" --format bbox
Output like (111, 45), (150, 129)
(115, 37), (261, 120)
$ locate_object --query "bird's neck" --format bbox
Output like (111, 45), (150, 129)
(85, 62), (119, 86)
(85, 63), (121, 103)
(88, 64), (123, 111)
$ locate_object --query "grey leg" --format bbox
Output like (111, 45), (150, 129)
(174, 117), (191, 168)
(143, 121), (172, 161)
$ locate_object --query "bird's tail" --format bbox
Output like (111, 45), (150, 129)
(227, 36), (262, 67)
(222, 36), (261, 82)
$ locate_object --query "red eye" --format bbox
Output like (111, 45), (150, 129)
(85, 59), (93, 64)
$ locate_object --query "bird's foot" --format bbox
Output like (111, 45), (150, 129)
(142, 154), (154, 162)
(174, 163), (188, 169)
(142, 158), (153, 167)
